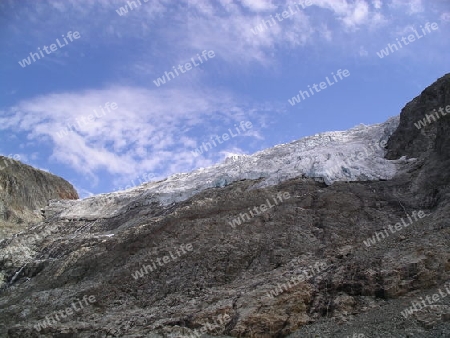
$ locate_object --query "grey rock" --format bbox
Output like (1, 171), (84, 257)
(0, 157), (78, 239)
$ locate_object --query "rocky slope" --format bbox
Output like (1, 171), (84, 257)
(0, 157), (79, 239)
(0, 74), (449, 337)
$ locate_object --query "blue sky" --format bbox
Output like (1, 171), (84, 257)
(0, 0), (449, 198)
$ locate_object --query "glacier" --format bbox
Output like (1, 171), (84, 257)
(47, 116), (411, 220)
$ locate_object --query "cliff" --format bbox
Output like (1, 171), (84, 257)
(0, 157), (78, 239)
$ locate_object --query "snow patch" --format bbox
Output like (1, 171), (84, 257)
(52, 117), (401, 219)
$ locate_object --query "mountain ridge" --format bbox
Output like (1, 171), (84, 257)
(47, 115), (401, 223)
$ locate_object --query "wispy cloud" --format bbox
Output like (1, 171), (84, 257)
(0, 86), (271, 182)
(389, 0), (424, 15)
(3, 0), (441, 74)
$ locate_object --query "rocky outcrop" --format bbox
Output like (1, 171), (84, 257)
(386, 73), (450, 216)
(386, 73), (450, 161)
(0, 74), (449, 337)
(0, 157), (79, 239)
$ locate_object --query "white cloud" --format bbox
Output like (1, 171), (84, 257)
(372, 0), (382, 9)
(359, 45), (368, 57)
(4, 0), (403, 70)
(406, 0), (424, 14)
(239, 0), (277, 12)
(312, 0), (368, 27)
(441, 12), (450, 22)
(0, 86), (270, 185)
(389, 0), (424, 15)
(343, 0), (369, 27)
(317, 24), (333, 41)
(184, 1), (316, 66)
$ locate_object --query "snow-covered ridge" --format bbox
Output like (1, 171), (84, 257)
(50, 116), (404, 220)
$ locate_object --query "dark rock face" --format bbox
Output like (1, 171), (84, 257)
(386, 73), (450, 161)
(386, 73), (450, 215)
(0, 157), (79, 238)
(0, 75), (449, 338)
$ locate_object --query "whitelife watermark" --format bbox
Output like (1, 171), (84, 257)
(191, 121), (253, 157)
(55, 102), (118, 138)
(414, 104), (450, 130)
(288, 69), (350, 106)
(363, 210), (429, 247)
(265, 261), (328, 298)
(401, 281), (450, 318)
(113, 172), (157, 192)
(377, 22), (439, 59)
(115, 0), (150, 16)
(228, 191), (290, 228)
(131, 243), (194, 280)
(153, 50), (215, 87)
(18, 31), (81, 68)
(251, 0), (314, 35)
(33, 295), (96, 331)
